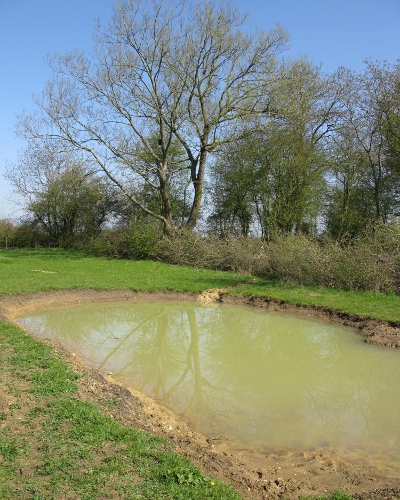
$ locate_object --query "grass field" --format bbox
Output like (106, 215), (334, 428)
(1, 248), (399, 322)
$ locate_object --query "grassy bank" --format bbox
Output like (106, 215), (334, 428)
(1, 248), (399, 322)
(229, 282), (400, 323)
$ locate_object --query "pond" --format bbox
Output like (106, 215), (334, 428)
(17, 299), (400, 475)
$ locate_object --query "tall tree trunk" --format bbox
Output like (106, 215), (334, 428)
(186, 149), (207, 230)
(159, 161), (174, 234)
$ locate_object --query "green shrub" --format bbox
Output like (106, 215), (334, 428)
(83, 224), (161, 259)
(118, 224), (160, 259)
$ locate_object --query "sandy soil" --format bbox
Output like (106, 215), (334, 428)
(1, 289), (399, 499)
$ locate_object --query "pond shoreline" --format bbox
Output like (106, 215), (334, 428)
(1, 289), (400, 499)
(2, 288), (399, 348)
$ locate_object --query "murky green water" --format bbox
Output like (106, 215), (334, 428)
(17, 300), (400, 472)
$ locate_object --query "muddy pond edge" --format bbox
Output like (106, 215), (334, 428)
(2, 287), (397, 348)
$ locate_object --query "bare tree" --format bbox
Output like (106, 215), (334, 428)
(17, 0), (287, 233)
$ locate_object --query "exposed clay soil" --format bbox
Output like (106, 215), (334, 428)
(1, 289), (399, 499)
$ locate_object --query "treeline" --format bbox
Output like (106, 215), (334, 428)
(9, 58), (400, 241)
(2, 0), (399, 293)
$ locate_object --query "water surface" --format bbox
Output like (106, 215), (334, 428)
(17, 300), (400, 473)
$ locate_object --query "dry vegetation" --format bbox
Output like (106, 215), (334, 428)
(152, 225), (400, 295)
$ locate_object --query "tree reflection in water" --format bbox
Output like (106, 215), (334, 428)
(17, 300), (400, 467)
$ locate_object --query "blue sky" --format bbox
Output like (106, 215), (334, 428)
(1, 0), (399, 219)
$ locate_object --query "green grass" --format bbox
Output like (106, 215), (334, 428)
(1, 248), (399, 322)
(301, 493), (353, 500)
(231, 281), (400, 323)
(0, 248), (249, 294)
(0, 322), (240, 499)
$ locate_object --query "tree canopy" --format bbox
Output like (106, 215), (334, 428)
(8, 0), (400, 241)
(16, 0), (287, 234)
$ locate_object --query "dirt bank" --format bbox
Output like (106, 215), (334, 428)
(1, 289), (399, 499)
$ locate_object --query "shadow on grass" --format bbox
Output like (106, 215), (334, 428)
(1, 248), (90, 260)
